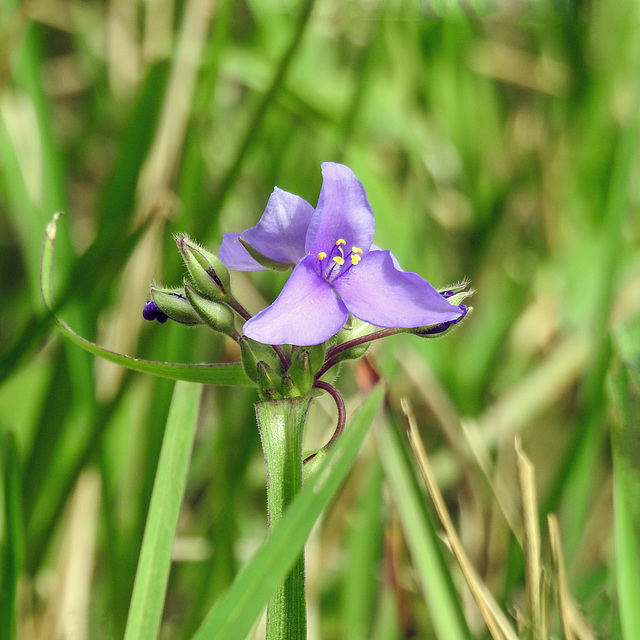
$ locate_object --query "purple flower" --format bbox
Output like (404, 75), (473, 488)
(219, 162), (466, 346)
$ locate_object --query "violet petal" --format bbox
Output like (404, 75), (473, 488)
(242, 255), (349, 345)
(333, 250), (465, 329)
(219, 188), (314, 270)
(305, 162), (375, 256)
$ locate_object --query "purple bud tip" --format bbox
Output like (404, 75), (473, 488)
(415, 304), (468, 336)
(143, 300), (169, 323)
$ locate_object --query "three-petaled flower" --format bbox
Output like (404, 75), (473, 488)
(219, 162), (467, 346)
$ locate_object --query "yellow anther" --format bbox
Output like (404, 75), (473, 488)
(350, 254), (361, 266)
(317, 251), (327, 260)
(335, 238), (346, 246)
(332, 256), (345, 266)
(352, 246), (363, 254)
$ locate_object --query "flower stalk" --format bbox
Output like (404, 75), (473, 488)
(256, 397), (312, 640)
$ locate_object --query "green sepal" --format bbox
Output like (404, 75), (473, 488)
(177, 234), (232, 301)
(151, 285), (202, 325)
(239, 237), (294, 271)
(184, 282), (236, 336)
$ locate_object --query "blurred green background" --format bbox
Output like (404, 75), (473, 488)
(1, 0), (640, 638)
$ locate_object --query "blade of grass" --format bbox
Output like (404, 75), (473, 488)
(123, 380), (202, 640)
(377, 400), (474, 640)
(341, 460), (385, 640)
(547, 514), (575, 640)
(610, 364), (640, 640)
(190, 385), (384, 640)
(0, 430), (25, 640)
(195, 0), (316, 238)
(515, 438), (543, 640)
(40, 213), (252, 387)
(398, 399), (519, 640)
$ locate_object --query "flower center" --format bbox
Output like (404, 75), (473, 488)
(317, 238), (363, 283)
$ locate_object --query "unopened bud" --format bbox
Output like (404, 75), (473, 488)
(177, 234), (232, 301)
(145, 285), (202, 325)
(286, 344), (324, 394)
(256, 361), (283, 395)
(184, 281), (236, 336)
(281, 375), (302, 397)
(410, 304), (470, 338)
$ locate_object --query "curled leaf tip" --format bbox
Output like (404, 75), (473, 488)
(46, 211), (65, 242)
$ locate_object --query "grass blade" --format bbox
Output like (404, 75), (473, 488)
(0, 431), (24, 640)
(123, 380), (202, 640)
(376, 404), (473, 640)
(611, 365), (640, 640)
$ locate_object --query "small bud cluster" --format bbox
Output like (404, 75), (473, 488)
(240, 337), (327, 401)
(143, 235), (238, 338)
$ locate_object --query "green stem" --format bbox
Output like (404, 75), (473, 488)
(256, 398), (312, 640)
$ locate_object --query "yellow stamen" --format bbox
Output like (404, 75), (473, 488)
(352, 246), (363, 254)
(335, 238), (346, 246)
(332, 256), (345, 266)
(317, 251), (327, 260)
(350, 254), (361, 266)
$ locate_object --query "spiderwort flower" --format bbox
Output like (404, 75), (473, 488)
(219, 162), (466, 346)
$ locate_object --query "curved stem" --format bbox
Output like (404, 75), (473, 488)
(317, 327), (401, 379)
(272, 344), (290, 370)
(307, 381), (346, 457)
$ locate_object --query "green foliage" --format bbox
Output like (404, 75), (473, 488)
(1, 1), (640, 638)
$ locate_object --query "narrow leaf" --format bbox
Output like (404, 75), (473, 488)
(123, 381), (202, 640)
(611, 365), (640, 640)
(0, 431), (25, 640)
(376, 408), (473, 640)
(40, 214), (252, 387)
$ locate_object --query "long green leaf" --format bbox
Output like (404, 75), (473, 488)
(123, 380), (202, 640)
(376, 415), (472, 640)
(190, 385), (384, 640)
(40, 214), (252, 387)
(611, 365), (640, 639)
(0, 431), (25, 640)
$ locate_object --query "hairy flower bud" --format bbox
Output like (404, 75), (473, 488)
(287, 349), (313, 394)
(256, 360), (283, 396)
(146, 285), (202, 325)
(177, 234), (232, 301)
(238, 237), (293, 271)
(409, 304), (471, 338)
(286, 344), (325, 394)
(184, 281), (236, 336)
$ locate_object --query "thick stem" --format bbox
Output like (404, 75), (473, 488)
(256, 397), (312, 640)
